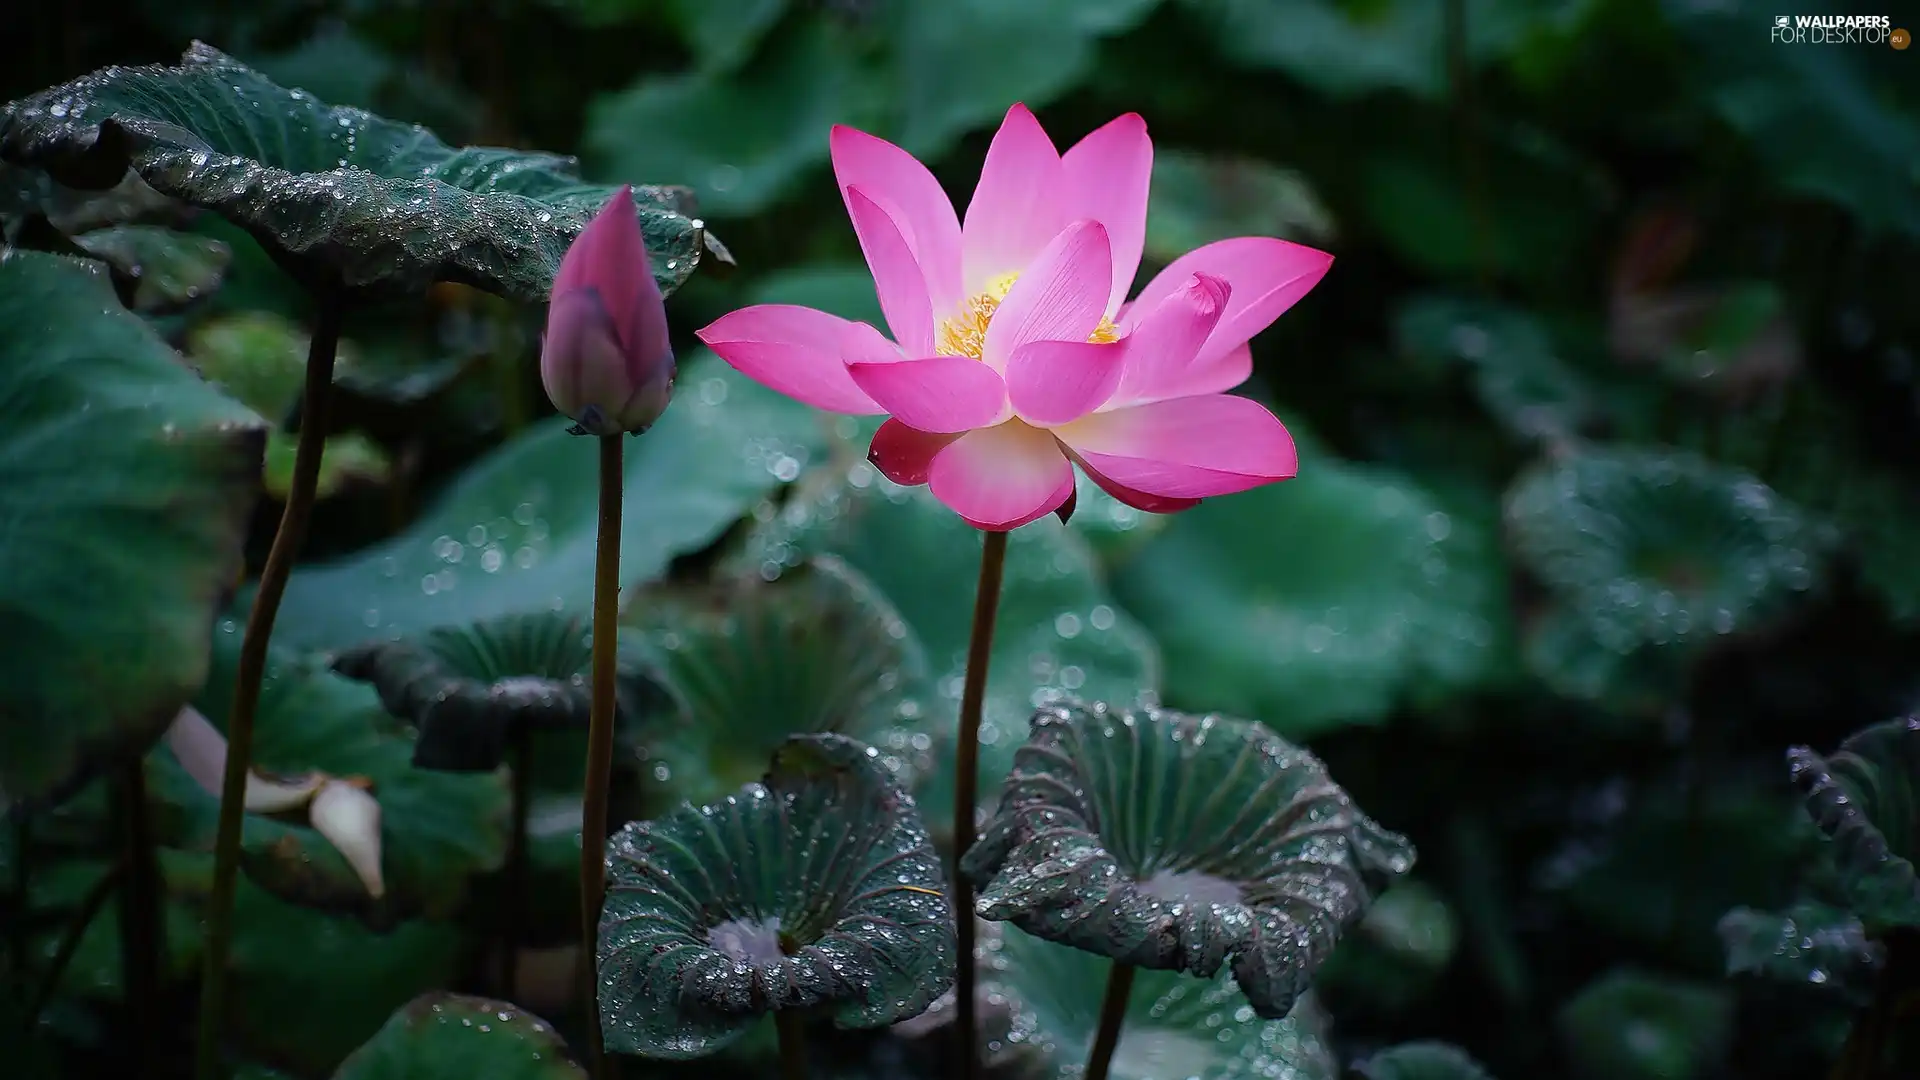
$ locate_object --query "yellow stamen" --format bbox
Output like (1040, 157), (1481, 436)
(935, 271), (1120, 358)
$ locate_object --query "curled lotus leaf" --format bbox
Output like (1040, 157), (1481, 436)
(961, 700), (1414, 1019)
(70, 223), (230, 312)
(0, 43), (711, 298)
(598, 733), (956, 1058)
(1718, 902), (1881, 1001)
(953, 921), (1338, 1080)
(331, 993), (584, 1080)
(625, 555), (938, 804)
(332, 611), (615, 773)
(1504, 448), (1829, 686)
(1357, 1042), (1499, 1080)
(1787, 716), (1920, 930)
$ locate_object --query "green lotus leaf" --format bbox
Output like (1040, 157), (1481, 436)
(148, 627), (510, 921)
(271, 351), (824, 649)
(1145, 150), (1335, 263)
(1396, 296), (1603, 443)
(1316, 879), (1458, 1011)
(1557, 969), (1732, 1080)
(598, 733), (955, 1058)
(0, 160), (180, 237)
(1719, 902), (1880, 1000)
(0, 250), (265, 810)
(961, 701), (1414, 1018)
(952, 921), (1338, 1080)
(185, 310), (314, 421)
(69, 223), (229, 311)
(1111, 451), (1509, 738)
(264, 430), (392, 501)
(1505, 448), (1829, 695)
(1357, 1042), (1498, 1080)
(332, 611), (613, 773)
(331, 993), (583, 1080)
(1788, 716), (1920, 930)
(0, 43), (711, 298)
(732, 467), (1161, 812)
(625, 555), (937, 804)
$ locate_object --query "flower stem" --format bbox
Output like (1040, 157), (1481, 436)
(578, 433), (623, 1080)
(775, 1010), (809, 1080)
(1083, 962), (1136, 1080)
(113, 759), (163, 1062)
(949, 528), (1009, 1080)
(27, 858), (124, 1029)
(193, 285), (343, 1080)
(500, 724), (534, 998)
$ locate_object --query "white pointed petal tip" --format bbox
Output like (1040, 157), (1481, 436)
(165, 706), (325, 813)
(310, 779), (386, 899)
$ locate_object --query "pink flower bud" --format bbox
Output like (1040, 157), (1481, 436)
(541, 186), (676, 436)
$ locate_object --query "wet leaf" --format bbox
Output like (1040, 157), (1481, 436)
(1112, 451), (1509, 738)
(332, 611), (613, 773)
(598, 733), (956, 1057)
(626, 556), (938, 804)
(1397, 296), (1602, 443)
(969, 922), (1339, 1080)
(1557, 969), (1732, 1080)
(1788, 716), (1920, 931)
(263, 430), (392, 500)
(185, 310), (313, 421)
(1357, 1041), (1499, 1080)
(271, 351), (825, 649)
(0, 43), (711, 298)
(961, 700), (1414, 1019)
(0, 250), (265, 810)
(70, 223), (228, 311)
(730, 467), (1161, 814)
(1505, 448), (1830, 700)
(332, 993), (583, 1080)
(150, 628), (510, 922)
(0, 161), (180, 236)
(1145, 150), (1334, 263)
(1719, 902), (1881, 1001)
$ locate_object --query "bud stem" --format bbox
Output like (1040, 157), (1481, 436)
(578, 433), (623, 1080)
(950, 528), (1009, 1080)
(195, 284), (343, 1080)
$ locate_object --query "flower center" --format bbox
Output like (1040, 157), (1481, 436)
(935, 272), (1119, 360)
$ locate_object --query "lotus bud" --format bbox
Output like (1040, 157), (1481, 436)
(310, 778), (386, 899)
(541, 186), (676, 437)
(164, 706), (324, 813)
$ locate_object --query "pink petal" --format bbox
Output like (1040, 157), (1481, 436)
(847, 356), (1010, 433)
(1177, 340), (1254, 398)
(1111, 272), (1231, 407)
(1126, 238), (1333, 367)
(697, 304), (898, 415)
(832, 126), (963, 314)
(1007, 339), (1126, 427)
(1061, 114), (1152, 317)
(1070, 456), (1201, 514)
(928, 421), (1075, 531)
(1055, 394), (1297, 499)
(962, 104), (1064, 295)
(981, 220), (1112, 372)
(845, 185), (936, 355)
(868, 419), (959, 486)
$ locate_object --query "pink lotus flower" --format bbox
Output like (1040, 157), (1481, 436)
(542, 186), (677, 437)
(697, 105), (1330, 530)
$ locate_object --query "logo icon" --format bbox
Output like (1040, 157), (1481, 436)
(1895, 27), (1911, 48)
(1775, 15), (1792, 27)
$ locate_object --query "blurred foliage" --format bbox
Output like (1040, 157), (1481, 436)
(3, 0), (1919, 1078)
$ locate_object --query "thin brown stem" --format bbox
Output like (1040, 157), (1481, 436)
(194, 285), (343, 1080)
(500, 724), (534, 998)
(949, 528), (1009, 1080)
(27, 859), (125, 1030)
(578, 434), (623, 1080)
(1083, 962), (1136, 1080)
(113, 759), (163, 1062)
(775, 1009), (809, 1080)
